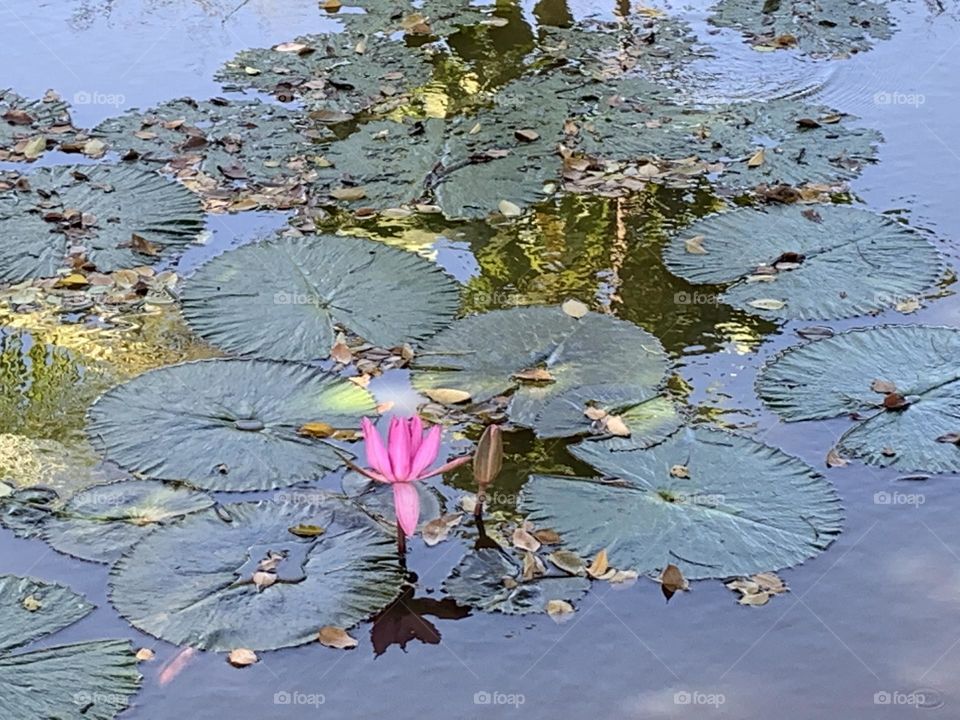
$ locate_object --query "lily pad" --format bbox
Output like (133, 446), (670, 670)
(412, 305), (670, 438)
(0, 164), (204, 283)
(0, 575), (140, 720)
(757, 325), (960, 472)
(577, 94), (880, 190)
(0, 90), (76, 161)
(217, 33), (432, 114)
(87, 358), (376, 491)
(109, 497), (406, 651)
(180, 235), (459, 361)
(93, 98), (330, 188)
(662, 205), (943, 320)
(443, 548), (590, 614)
(43, 480), (216, 564)
(710, 0), (893, 56)
(521, 427), (843, 579)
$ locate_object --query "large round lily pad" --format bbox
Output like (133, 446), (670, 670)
(412, 305), (670, 438)
(44, 480), (215, 564)
(0, 164), (204, 283)
(109, 498), (406, 651)
(0, 575), (140, 720)
(758, 325), (960, 472)
(443, 549), (590, 615)
(181, 235), (459, 361)
(521, 427), (843, 579)
(663, 205), (943, 320)
(87, 359), (376, 491)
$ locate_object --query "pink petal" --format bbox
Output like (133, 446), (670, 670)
(408, 415), (424, 455)
(392, 482), (420, 537)
(388, 417), (411, 481)
(361, 417), (394, 481)
(409, 425), (442, 479)
(418, 453), (473, 480)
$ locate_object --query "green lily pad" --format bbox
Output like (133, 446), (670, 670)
(521, 427), (843, 579)
(43, 480), (216, 564)
(0, 90), (75, 161)
(577, 95), (880, 190)
(87, 358), (376, 491)
(0, 575), (140, 720)
(443, 548), (590, 614)
(662, 205), (943, 320)
(0, 487), (60, 539)
(217, 33), (432, 114)
(0, 164), (204, 283)
(180, 235), (459, 361)
(93, 98), (330, 187)
(412, 305), (669, 438)
(710, 0), (893, 56)
(109, 497), (406, 651)
(757, 325), (960, 472)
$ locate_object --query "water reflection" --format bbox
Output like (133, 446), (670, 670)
(370, 587), (471, 656)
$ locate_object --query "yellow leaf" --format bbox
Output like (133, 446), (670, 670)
(586, 548), (609, 578)
(317, 626), (358, 649)
(21, 135), (46, 159)
(747, 148), (765, 167)
(422, 387), (471, 404)
(561, 299), (589, 318)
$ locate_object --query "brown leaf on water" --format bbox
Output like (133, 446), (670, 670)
(521, 551), (545, 581)
(726, 572), (787, 606)
(274, 41), (312, 54)
(2, 109), (34, 125)
(604, 415), (631, 437)
(135, 648), (155, 662)
(421, 513), (463, 546)
(545, 599), (574, 620)
(297, 422), (334, 438)
(512, 367), (555, 383)
(227, 648), (258, 667)
(659, 563), (689, 599)
(252, 571), (277, 591)
(747, 148), (765, 168)
(474, 424), (503, 489)
(514, 129), (540, 142)
(684, 234), (707, 254)
(318, 626), (358, 649)
(883, 392), (910, 410)
(512, 527), (541, 552)
(330, 342), (353, 364)
(331, 186), (366, 201)
(21, 135), (46, 159)
(549, 550), (585, 576)
(422, 388), (471, 404)
(826, 448), (849, 468)
(320, 0), (342, 10)
(871, 379), (897, 394)
(561, 298), (589, 318)
(129, 233), (161, 257)
(82, 138), (107, 158)
(533, 528), (561, 545)
(586, 549), (609, 579)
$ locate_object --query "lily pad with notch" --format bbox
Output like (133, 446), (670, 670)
(412, 305), (670, 438)
(180, 234), (459, 361)
(521, 427), (843, 579)
(662, 205), (943, 320)
(87, 358), (376, 491)
(109, 497), (406, 651)
(757, 325), (960, 472)
(443, 548), (590, 614)
(0, 164), (204, 283)
(43, 479), (216, 564)
(0, 574), (140, 720)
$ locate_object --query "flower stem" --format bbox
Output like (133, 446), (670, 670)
(396, 521), (407, 557)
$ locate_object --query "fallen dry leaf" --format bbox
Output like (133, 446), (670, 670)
(498, 199), (522, 217)
(512, 527), (541, 552)
(21, 135), (46, 159)
(422, 388), (471, 404)
(749, 298), (786, 311)
(512, 367), (555, 383)
(298, 422), (334, 438)
(549, 550), (585, 576)
(421, 513), (463, 546)
(318, 626), (358, 649)
(826, 448), (849, 468)
(604, 415), (631, 437)
(135, 648), (155, 662)
(288, 524), (325, 538)
(659, 563), (689, 598)
(561, 298), (589, 318)
(747, 148), (765, 167)
(330, 342), (353, 364)
(227, 648), (258, 668)
(871, 379), (898, 394)
(586, 549), (609, 579)
(684, 235), (707, 254)
(545, 599), (575, 619)
(669, 464), (690, 479)
(331, 186), (367, 201)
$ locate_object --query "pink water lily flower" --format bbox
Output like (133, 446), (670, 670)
(358, 416), (471, 538)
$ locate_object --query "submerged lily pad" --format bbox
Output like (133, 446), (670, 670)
(757, 326), (960, 472)
(181, 235), (459, 361)
(342, 471), (443, 530)
(412, 306), (669, 438)
(663, 205), (943, 320)
(0, 164), (204, 283)
(710, 0), (893, 55)
(43, 480), (215, 564)
(0, 575), (140, 720)
(87, 359), (376, 491)
(109, 498), (406, 651)
(217, 33), (432, 115)
(0, 90), (76, 161)
(93, 98), (329, 188)
(443, 548), (590, 614)
(521, 427), (843, 579)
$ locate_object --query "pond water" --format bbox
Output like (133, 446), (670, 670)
(1, 0), (959, 718)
